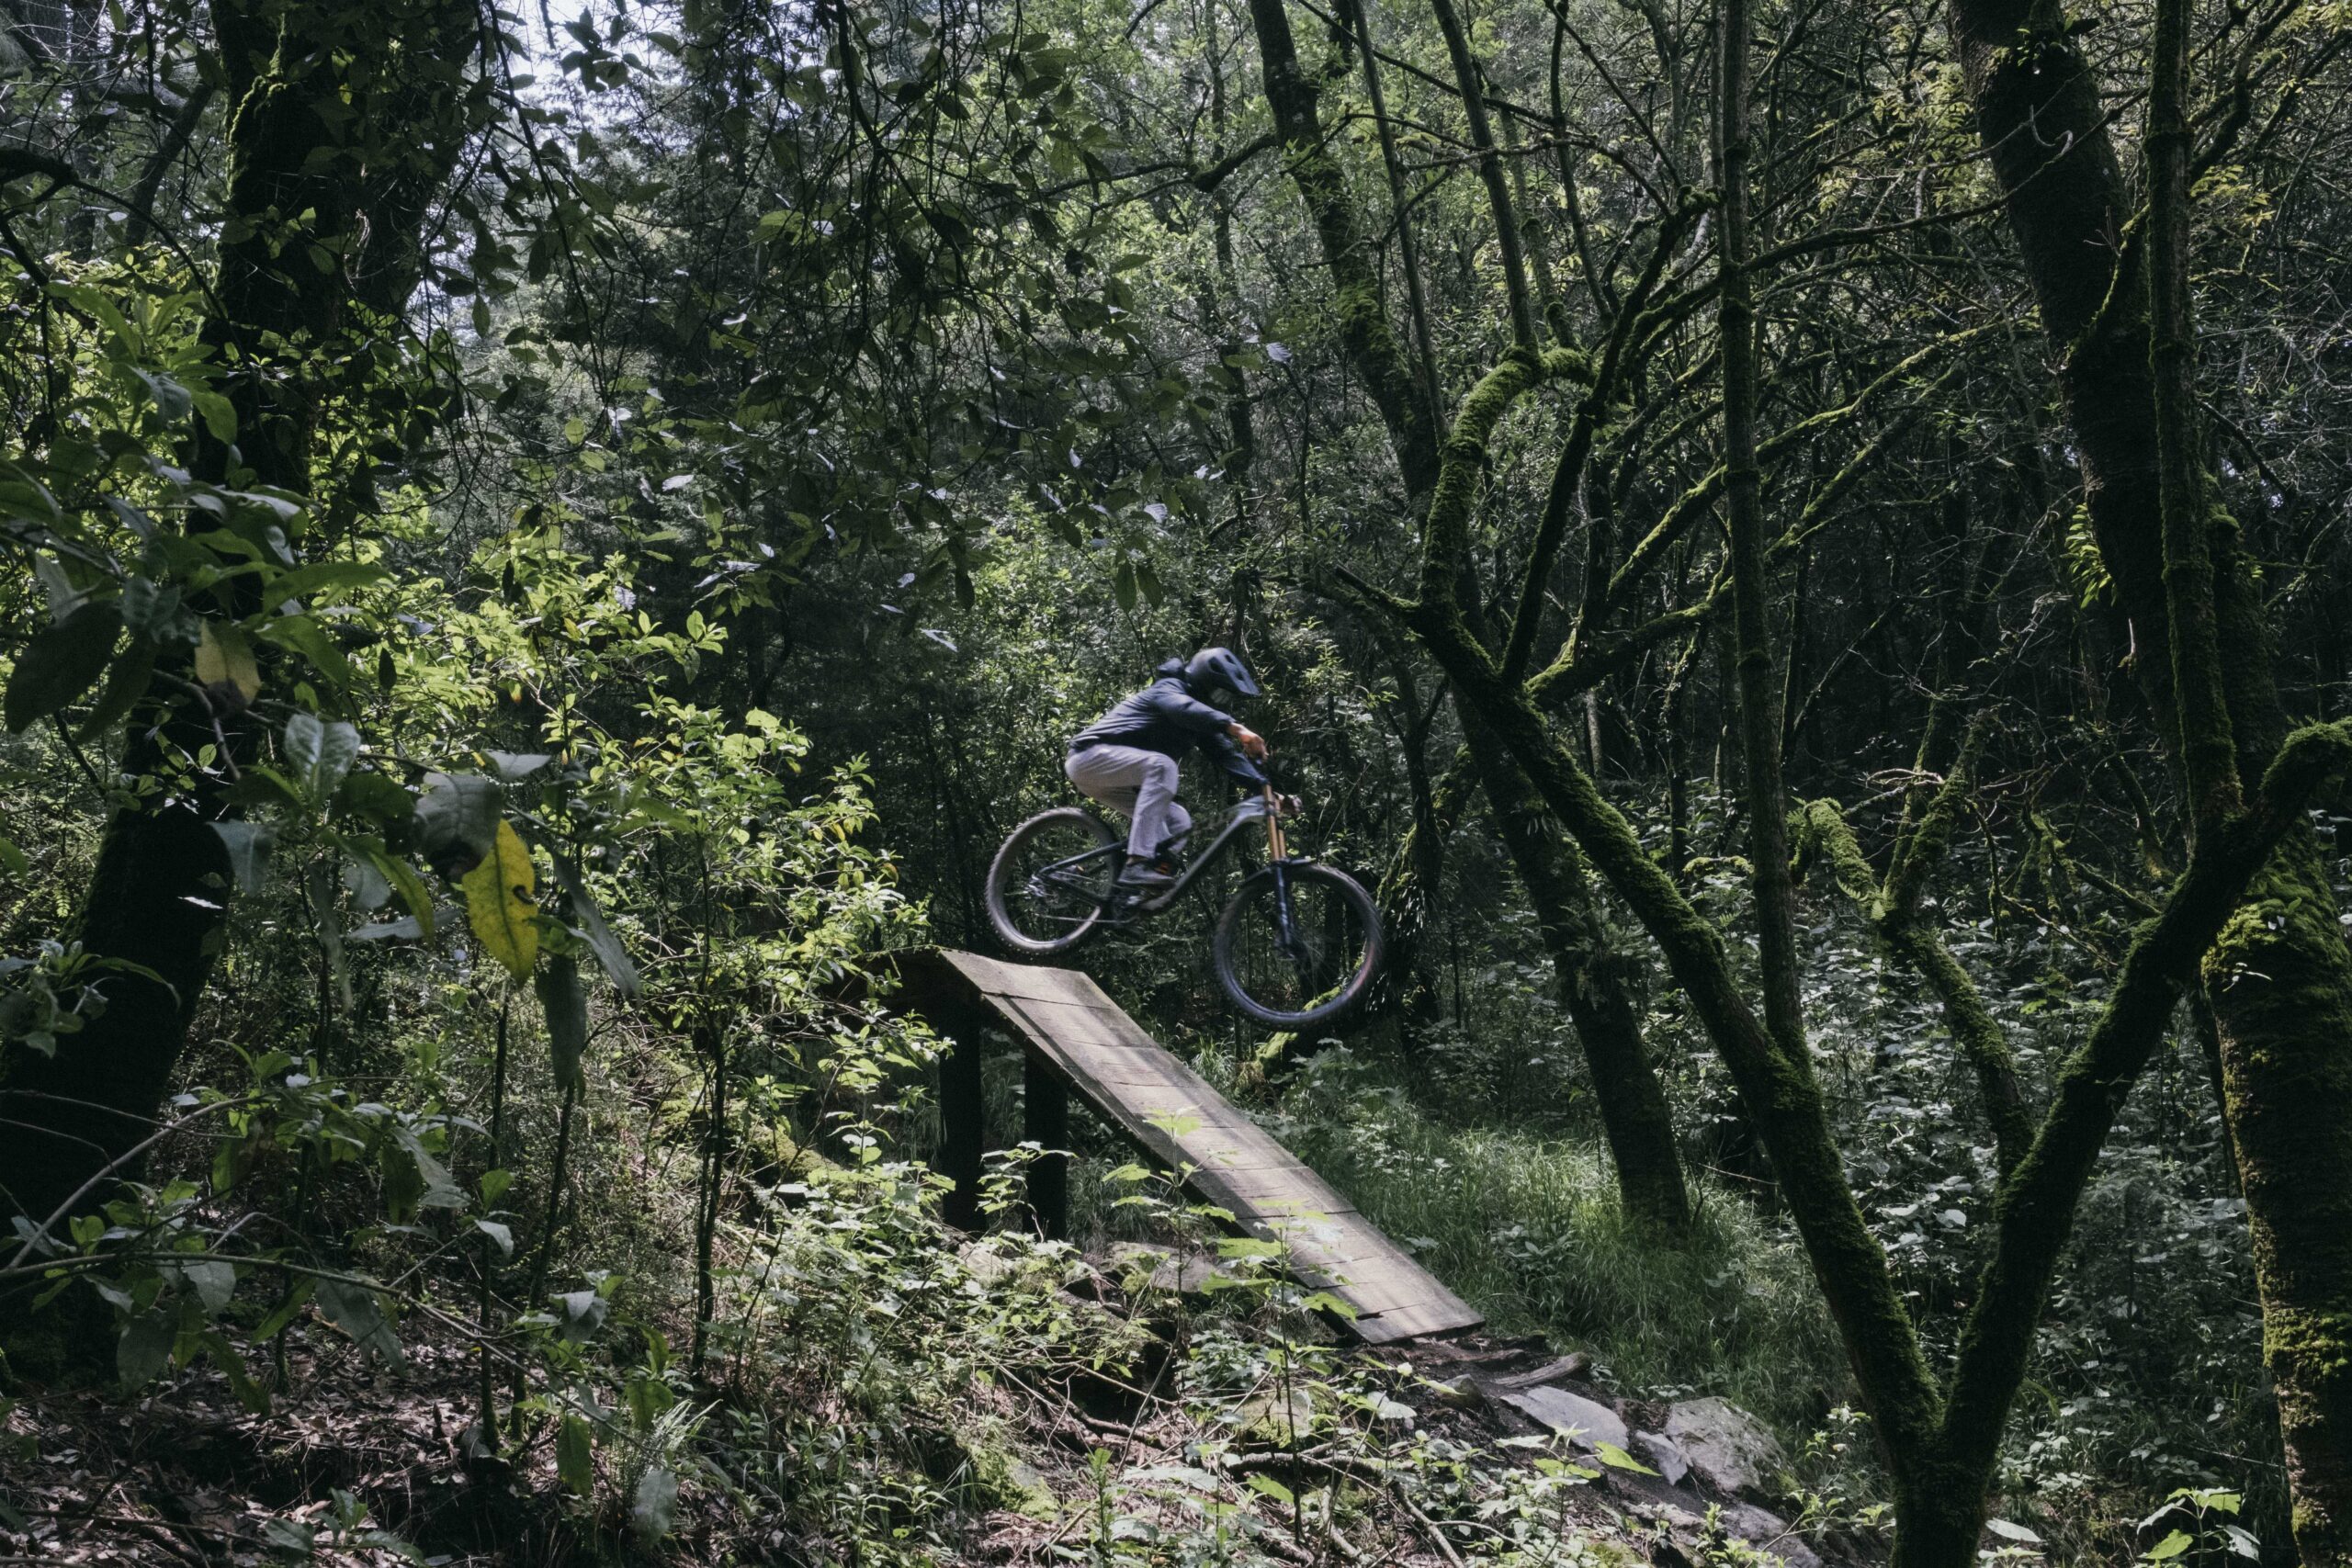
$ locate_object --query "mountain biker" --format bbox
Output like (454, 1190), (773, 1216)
(1066, 648), (1270, 889)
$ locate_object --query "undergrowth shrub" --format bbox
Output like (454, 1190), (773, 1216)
(1264, 1046), (1849, 1433)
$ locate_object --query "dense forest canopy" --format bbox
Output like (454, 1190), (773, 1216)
(2, 0), (2350, 1558)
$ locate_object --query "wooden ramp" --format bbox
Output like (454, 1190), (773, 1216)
(895, 948), (1482, 1345)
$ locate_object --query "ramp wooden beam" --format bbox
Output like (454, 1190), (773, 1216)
(894, 948), (1483, 1344)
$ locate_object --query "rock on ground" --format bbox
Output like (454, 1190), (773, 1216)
(1488, 1383), (1630, 1452)
(1662, 1395), (1790, 1499)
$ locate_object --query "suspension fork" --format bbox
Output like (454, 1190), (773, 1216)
(1264, 784), (1299, 949)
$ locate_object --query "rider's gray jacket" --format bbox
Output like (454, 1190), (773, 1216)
(1069, 660), (1267, 786)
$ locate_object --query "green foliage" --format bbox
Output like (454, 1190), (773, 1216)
(1269, 1046), (1847, 1433)
(3, 0), (2344, 1551)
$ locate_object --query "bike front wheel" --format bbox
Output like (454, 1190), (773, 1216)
(986, 807), (1121, 956)
(1213, 862), (1383, 1029)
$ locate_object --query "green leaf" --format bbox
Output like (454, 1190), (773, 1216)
(1592, 1440), (1657, 1475)
(285, 713), (360, 800)
(119, 578), (187, 640)
(462, 821), (537, 978)
(180, 1258), (237, 1315)
(485, 750), (551, 781)
(6, 604), (123, 731)
(1113, 558), (1137, 611)
(536, 953), (589, 1094)
(338, 771), (415, 827)
(553, 1287), (608, 1344)
(75, 637), (159, 740)
(413, 773), (502, 873)
(266, 560), (388, 607)
(312, 1278), (405, 1368)
(2143, 1530), (2195, 1562)
(548, 850), (639, 997)
(342, 852), (392, 912)
(194, 620), (261, 701)
(191, 389), (236, 443)
(306, 860), (352, 1011)
(255, 613), (356, 692)
(627, 1372), (673, 1431)
(368, 848), (435, 936)
(253, 1279), (315, 1340)
(0, 458), (62, 525)
(130, 367), (193, 423)
(1243, 1473), (1294, 1506)
(198, 1330), (270, 1414)
(630, 1463), (679, 1541)
(263, 1517), (314, 1560)
(0, 834), (28, 876)
(211, 821), (276, 895)
(474, 1218), (514, 1257)
(557, 1414), (594, 1495)
(390, 1124), (466, 1212)
(117, 1311), (175, 1387)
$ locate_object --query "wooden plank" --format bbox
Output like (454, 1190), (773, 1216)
(899, 948), (1482, 1343)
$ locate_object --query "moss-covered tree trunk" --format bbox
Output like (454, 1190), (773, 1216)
(1951, 0), (2352, 1545)
(1713, 0), (1804, 1061)
(0, 0), (477, 1238)
(1244, 0), (1690, 1224)
(1464, 709), (1690, 1229)
(1402, 340), (2352, 1563)
(1245, 0), (1440, 504)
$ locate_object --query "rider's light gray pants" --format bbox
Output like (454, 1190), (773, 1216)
(1065, 744), (1192, 863)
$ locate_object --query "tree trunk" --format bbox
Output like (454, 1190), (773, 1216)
(1464, 710), (1690, 1229)
(0, 0), (476, 1239)
(1243, 0), (1689, 1227)
(1340, 0), (1444, 420)
(1882, 1487), (1992, 1568)
(1951, 0), (2352, 1545)
(1715, 0), (1804, 1061)
(1245, 0), (1442, 503)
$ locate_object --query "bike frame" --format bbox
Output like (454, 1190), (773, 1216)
(1034, 785), (1303, 919)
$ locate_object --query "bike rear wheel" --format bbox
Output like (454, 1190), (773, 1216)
(986, 807), (1121, 956)
(1213, 862), (1383, 1029)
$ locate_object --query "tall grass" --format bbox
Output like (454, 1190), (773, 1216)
(1260, 1048), (1850, 1434)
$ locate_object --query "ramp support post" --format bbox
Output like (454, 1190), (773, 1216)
(1024, 1058), (1069, 1240)
(938, 1010), (988, 1232)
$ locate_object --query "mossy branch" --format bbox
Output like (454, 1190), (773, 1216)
(1798, 719), (2031, 1174)
(1601, 331), (1986, 620)
(1884, 713), (1992, 921)
(1939, 716), (2352, 1479)
(1501, 197), (1708, 683)
(1400, 611), (1949, 1480)
(1414, 346), (1591, 615)
(1797, 799), (1883, 911)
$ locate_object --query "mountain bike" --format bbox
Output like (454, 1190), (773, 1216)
(983, 779), (1384, 1030)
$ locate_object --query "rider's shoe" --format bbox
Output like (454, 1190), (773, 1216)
(1117, 862), (1177, 889)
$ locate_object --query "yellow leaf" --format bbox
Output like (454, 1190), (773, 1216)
(194, 622), (261, 700)
(461, 819), (537, 979)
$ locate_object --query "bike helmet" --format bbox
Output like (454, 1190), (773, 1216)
(1183, 647), (1261, 705)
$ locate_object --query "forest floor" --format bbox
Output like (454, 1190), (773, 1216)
(0, 1237), (1871, 1568)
